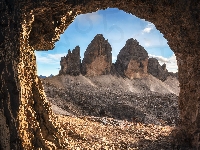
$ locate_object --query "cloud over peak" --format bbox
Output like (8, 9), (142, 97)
(149, 54), (178, 73)
(142, 22), (155, 34)
(35, 52), (67, 64)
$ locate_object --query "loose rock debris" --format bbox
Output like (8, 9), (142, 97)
(56, 115), (175, 149)
(39, 74), (182, 149)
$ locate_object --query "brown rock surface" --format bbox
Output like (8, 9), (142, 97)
(59, 46), (81, 76)
(0, 0), (200, 149)
(81, 34), (112, 76)
(115, 38), (149, 79)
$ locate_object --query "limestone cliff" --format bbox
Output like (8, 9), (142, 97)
(59, 46), (81, 76)
(81, 34), (112, 76)
(58, 36), (178, 82)
(147, 58), (178, 81)
(115, 38), (149, 79)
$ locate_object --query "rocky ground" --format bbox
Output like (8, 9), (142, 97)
(40, 74), (183, 149)
(57, 114), (177, 149)
(41, 74), (179, 126)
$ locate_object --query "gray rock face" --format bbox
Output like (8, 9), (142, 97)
(59, 46), (81, 76)
(147, 58), (167, 81)
(81, 34), (112, 76)
(110, 63), (121, 77)
(115, 38), (149, 79)
(58, 35), (177, 82)
(147, 58), (178, 81)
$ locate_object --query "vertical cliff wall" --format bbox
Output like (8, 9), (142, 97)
(115, 38), (149, 79)
(81, 34), (112, 76)
(59, 46), (81, 76)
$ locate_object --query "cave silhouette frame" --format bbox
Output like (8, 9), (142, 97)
(0, 0), (200, 149)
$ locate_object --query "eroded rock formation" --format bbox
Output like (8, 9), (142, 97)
(115, 38), (149, 79)
(81, 34), (112, 76)
(148, 58), (178, 81)
(0, 0), (200, 149)
(59, 46), (81, 76)
(58, 36), (176, 82)
(147, 58), (168, 81)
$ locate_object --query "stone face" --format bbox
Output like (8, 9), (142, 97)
(110, 63), (121, 77)
(115, 38), (149, 79)
(81, 34), (112, 76)
(147, 58), (168, 81)
(168, 72), (178, 79)
(59, 46), (81, 76)
(147, 58), (178, 81)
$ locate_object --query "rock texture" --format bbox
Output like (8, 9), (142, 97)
(147, 58), (168, 81)
(59, 46), (81, 76)
(58, 36), (177, 82)
(81, 34), (112, 76)
(148, 58), (178, 81)
(115, 38), (149, 79)
(0, 0), (200, 149)
(41, 74), (180, 126)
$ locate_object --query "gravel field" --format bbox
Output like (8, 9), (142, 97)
(41, 74), (180, 126)
(38, 74), (193, 149)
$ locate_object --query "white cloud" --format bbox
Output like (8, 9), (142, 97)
(149, 54), (171, 63)
(144, 42), (151, 47)
(47, 53), (68, 60)
(76, 12), (102, 24)
(135, 35), (168, 48)
(142, 22), (155, 34)
(35, 52), (67, 64)
(149, 54), (178, 73)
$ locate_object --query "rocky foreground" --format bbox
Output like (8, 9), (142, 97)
(37, 74), (185, 149)
(56, 114), (176, 149)
(41, 74), (179, 126)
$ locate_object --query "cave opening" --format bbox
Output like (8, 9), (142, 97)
(35, 8), (179, 127)
(1, 1), (199, 149)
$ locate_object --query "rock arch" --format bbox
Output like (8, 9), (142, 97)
(0, 0), (199, 149)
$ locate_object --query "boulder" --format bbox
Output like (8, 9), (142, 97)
(81, 34), (112, 76)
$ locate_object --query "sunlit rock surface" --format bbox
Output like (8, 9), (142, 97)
(81, 34), (112, 76)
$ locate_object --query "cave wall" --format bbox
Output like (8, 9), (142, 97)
(0, 0), (200, 149)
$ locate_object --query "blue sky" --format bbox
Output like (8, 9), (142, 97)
(35, 8), (178, 76)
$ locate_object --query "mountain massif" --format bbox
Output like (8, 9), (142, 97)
(39, 34), (179, 127)
(59, 34), (177, 81)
